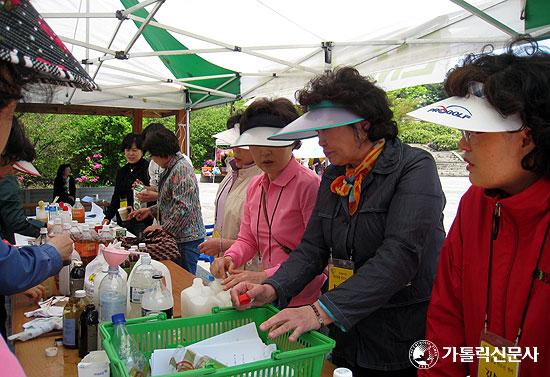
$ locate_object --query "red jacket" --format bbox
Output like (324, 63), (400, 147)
(421, 178), (550, 376)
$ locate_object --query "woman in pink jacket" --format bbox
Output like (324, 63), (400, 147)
(211, 98), (326, 306)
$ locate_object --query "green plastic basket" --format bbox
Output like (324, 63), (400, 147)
(99, 305), (335, 377)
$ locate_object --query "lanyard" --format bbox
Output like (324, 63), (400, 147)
(484, 202), (549, 345)
(255, 184), (285, 265)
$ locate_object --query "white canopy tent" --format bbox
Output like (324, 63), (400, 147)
(24, 0), (550, 154)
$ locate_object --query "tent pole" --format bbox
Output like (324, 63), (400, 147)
(176, 109), (186, 154)
(60, 37), (116, 55)
(191, 76), (239, 109)
(449, 0), (520, 37)
(133, 110), (143, 133)
(123, 0), (165, 56)
(123, 0), (162, 16)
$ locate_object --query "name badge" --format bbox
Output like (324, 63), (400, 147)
(478, 330), (520, 377)
(328, 258), (354, 290)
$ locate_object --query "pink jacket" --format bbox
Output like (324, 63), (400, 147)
(225, 157), (326, 306)
(0, 336), (26, 377)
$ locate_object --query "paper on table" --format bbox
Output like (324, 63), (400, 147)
(150, 348), (185, 376)
(87, 202), (105, 222)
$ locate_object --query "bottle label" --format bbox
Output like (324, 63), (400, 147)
(63, 319), (76, 346)
(130, 287), (146, 304)
(142, 307), (173, 319)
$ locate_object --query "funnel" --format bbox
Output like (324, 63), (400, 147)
(102, 246), (130, 267)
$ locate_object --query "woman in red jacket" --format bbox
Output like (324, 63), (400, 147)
(408, 38), (550, 376)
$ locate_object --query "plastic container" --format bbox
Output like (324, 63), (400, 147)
(98, 266), (127, 323)
(85, 247), (128, 306)
(59, 251), (82, 296)
(63, 290), (88, 349)
(100, 305), (335, 377)
(110, 314), (150, 377)
(70, 261), (85, 296)
(127, 256), (172, 303)
(76, 224), (99, 265)
(180, 278), (231, 317)
(127, 254), (156, 319)
(52, 217), (64, 235)
(98, 225), (114, 246)
(141, 273), (173, 319)
(72, 198), (85, 223)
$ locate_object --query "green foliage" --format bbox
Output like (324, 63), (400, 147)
(188, 100), (246, 168)
(429, 134), (461, 151)
(19, 113), (132, 187)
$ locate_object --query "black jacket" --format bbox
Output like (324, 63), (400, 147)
(53, 175), (76, 205)
(265, 138), (446, 370)
(104, 158), (152, 234)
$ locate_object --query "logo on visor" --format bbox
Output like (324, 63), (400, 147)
(428, 105), (472, 120)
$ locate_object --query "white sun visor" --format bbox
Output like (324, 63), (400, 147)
(407, 95), (523, 132)
(231, 127), (295, 148)
(13, 160), (41, 176)
(269, 105), (364, 141)
(213, 124), (248, 149)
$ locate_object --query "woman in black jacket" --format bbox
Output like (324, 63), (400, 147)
(53, 164), (76, 205)
(102, 133), (152, 236)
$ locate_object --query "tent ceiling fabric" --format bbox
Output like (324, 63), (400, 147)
(30, 0), (546, 111)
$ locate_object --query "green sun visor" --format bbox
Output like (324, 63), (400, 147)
(269, 101), (364, 140)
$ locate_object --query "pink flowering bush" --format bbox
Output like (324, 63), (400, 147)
(76, 153), (104, 186)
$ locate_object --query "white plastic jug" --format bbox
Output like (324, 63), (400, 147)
(59, 250), (81, 296)
(126, 257), (172, 312)
(180, 278), (231, 317)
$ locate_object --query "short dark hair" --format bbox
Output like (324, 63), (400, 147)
(226, 112), (242, 130)
(296, 66), (397, 141)
(143, 128), (180, 157)
(121, 133), (143, 151)
(1, 117), (36, 165)
(444, 37), (550, 178)
(240, 98), (299, 134)
(141, 122), (166, 140)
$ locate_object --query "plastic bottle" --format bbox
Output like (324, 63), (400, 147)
(127, 254), (156, 318)
(111, 313), (150, 377)
(133, 184), (145, 211)
(70, 261), (85, 296)
(58, 251), (82, 296)
(61, 204), (72, 224)
(141, 273), (173, 319)
(77, 224), (98, 265)
(121, 246), (136, 275)
(36, 201), (48, 223)
(79, 304), (99, 358)
(63, 290), (88, 349)
(98, 225), (114, 246)
(37, 227), (48, 245)
(98, 266), (127, 323)
(72, 198), (85, 223)
(52, 217), (64, 235)
(84, 246), (128, 306)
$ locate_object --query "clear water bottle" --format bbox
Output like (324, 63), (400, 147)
(111, 313), (150, 377)
(141, 273), (173, 319)
(98, 266), (127, 323)
(128, 254), (156, 318)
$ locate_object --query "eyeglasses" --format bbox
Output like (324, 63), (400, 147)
(460, 130), (484, 144)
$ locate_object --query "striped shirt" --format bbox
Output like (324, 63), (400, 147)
(150, 153), (205, 243)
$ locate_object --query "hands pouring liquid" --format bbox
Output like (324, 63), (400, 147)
(210, 256), (267, 290)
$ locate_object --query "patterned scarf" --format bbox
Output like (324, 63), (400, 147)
(330, 139), (385, 215)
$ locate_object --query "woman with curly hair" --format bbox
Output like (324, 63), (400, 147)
(409, 38), (550, 377)
(231, 67), (446, 376)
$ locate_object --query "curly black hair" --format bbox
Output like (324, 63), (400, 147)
(0, 117), (35, 165)
(444, 37), (550, 178)
(296, 67), (397, 141)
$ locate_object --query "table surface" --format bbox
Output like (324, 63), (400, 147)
(13, 260), (336, 377)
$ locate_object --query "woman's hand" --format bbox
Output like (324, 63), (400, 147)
(210, 256), (234, 278)
(128, 207), (152, 221)
(102, 218), (110, 225)
(222, 270), (267, 290)
(198, 238), (224, 257)
(229, 282), (277, 310)
(260, 303), (329, 342)
(136, 190), (158, 203)
(24, 285), (47, 302)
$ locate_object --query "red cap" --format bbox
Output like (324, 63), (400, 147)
(238, 293), (251, 306)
